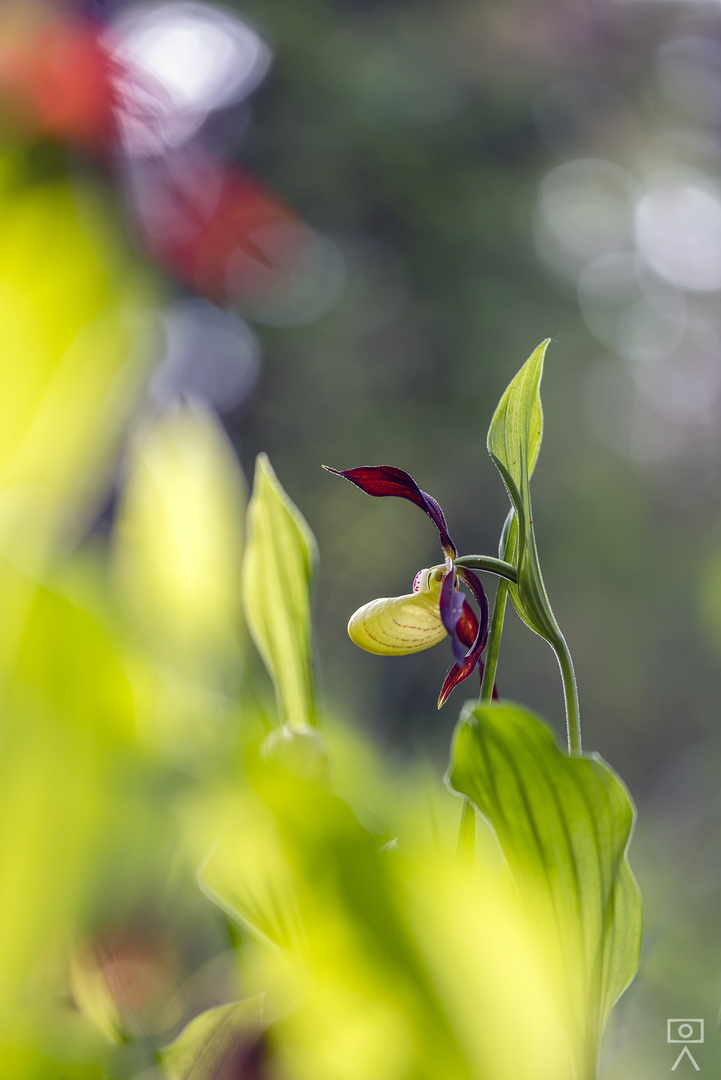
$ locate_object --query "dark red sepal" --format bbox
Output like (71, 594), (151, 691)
(323, 465), (456, 557)
(437, 568), (489, 708)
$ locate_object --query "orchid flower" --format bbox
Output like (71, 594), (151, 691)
(324, 465), (492, 707)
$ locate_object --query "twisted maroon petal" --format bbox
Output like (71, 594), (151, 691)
(439, 571), (466, 665)
(457, 600), (479, 650)
(437, 568), (489, 708)
(323, 465), (456, 557)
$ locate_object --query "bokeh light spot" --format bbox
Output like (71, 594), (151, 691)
(149, 298), (261, 412)
(535, 159), (635, 278)
(634, 176), (721, 292)
(110, 2), (271, 154)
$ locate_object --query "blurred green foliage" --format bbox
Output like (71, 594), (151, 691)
(0, 148), (642, 1078)
(1, 0), (721, 1073)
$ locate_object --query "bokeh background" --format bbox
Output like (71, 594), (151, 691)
(2, 0), (721, 1074)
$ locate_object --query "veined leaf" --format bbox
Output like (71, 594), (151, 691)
(159, 998), (265, 1080)
(241, 454), (318, 727)
(487, 340), (546, 530)
(448, 701), (642, 1080)
(487, 340), (560, 645)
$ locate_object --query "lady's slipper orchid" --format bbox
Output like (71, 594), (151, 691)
(324, 465), (491, 707)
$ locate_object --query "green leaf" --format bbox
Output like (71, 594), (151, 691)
(486, 340), (559, 645)
(487, 340), (546, 526)
(0, 155), (150, 569)
(114, 404), (246, 656)
(199, 786), (306, 951)
(241, 453), (318, 727)
(448, 701), (642, 1080)
(159, 998), (265, 1080)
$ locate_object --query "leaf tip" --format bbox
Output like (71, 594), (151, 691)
(253, 451), (273, 484)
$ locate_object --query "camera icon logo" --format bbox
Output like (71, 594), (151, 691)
(668, 1019), (704, 1044)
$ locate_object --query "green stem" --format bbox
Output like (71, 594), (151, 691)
(453, 555), (517, 584)
(457, 561), (513, 862)
(555, 632), (581, 756)
(480, 578), (509, 701)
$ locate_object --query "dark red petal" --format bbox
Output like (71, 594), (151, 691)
(439, 571), (466, 665)
(457, 600), (478, 649)
(438, 660), (473, 708)
(323, 465), (456, 557)
(437, 568), (489, 708)
(458, 568), (489, 638)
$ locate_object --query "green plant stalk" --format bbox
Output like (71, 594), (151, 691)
(479, 577), (509, 702)
(517, 527), (583, 756)
(516, 516), (582, 757)
(553, 631), (581, 756)
(478, 512), (516, 704)
(519, 524), (582, 755)
(453, 555), (517, 583)
(457, 561), (512, 862)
